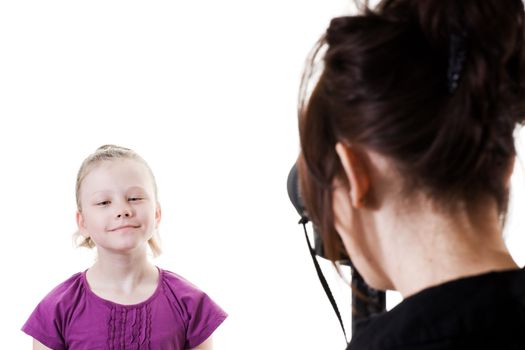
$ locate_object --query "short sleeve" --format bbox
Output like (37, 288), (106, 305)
(21, 273), (83, 350)
(184, 291), (228, 349)
(22, 296), (66, 350)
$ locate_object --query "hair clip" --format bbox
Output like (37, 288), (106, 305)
(447, 33), (468, 94)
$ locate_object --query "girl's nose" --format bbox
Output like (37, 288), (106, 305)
(116, 205), (132, 218)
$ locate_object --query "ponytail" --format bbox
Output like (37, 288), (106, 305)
(298, 0), (525, 260)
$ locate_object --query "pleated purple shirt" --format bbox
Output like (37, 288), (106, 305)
(22, 268), (227, 350)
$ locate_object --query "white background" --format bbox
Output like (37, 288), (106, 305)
(1, 1), (525, 349)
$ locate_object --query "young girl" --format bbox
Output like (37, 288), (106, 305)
(297, 0), (525, 348)
(22, 145), (227, 350)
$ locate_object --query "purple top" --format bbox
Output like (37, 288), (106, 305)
(22, 268), (227, 350)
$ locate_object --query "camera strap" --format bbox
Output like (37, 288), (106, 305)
(300, 219), (349, 345)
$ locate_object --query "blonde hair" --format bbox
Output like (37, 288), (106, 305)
(74, 144), (162, 257)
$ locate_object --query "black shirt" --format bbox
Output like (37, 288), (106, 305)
(348, 268), (525, 350)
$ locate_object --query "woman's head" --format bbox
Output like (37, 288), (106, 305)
(75, 145), (162, 257)
(298, 0), (525, 265)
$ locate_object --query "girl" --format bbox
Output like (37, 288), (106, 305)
(297, 0), (525, 348)
(22, 145), (227, 350)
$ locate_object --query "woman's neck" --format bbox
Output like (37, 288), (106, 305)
(378, 197), (518, 298)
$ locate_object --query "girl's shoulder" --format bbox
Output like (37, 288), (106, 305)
(22, 271), (88, 346)
(158, 268), (206, 297)
(157, 267), (227, 348)
(39, 272), (86, 309)
(158, 267), (222, 315)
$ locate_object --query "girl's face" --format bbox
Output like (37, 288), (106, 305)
(76, 159), (160, 255)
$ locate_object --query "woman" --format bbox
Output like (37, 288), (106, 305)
(297, 0), (525, 348)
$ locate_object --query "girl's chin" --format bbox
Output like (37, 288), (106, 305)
(96, 241), (150, 255)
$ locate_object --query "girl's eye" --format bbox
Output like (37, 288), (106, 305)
(97, 201), (110, 206)
(129, 197), (143, 202)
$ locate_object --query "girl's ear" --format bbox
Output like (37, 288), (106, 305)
(155, 203), (162, 229)
(76, 211), (90, 238)
(335, 142), (370, 208)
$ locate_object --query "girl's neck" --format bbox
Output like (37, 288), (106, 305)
(87, 248), (158, 299)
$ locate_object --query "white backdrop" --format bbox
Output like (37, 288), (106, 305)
(1, 1), (525, 349)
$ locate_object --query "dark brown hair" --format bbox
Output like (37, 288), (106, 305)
(298, 0), (525, 262)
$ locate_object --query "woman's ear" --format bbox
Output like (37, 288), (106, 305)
(335, 142), (370, 208)
(505, 156), (516, 188)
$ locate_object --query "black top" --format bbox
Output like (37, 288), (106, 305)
(348, 268), (525, 350)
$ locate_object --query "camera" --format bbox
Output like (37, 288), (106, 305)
(286, 163), (348, 262)
(287, 163), (386, 337)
